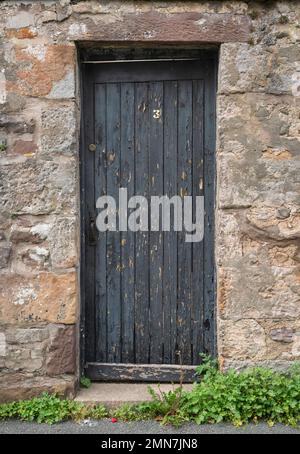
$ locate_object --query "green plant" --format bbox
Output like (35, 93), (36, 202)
(0, 401), (18, 420)
(0, 393), (108, 425)
(2, 394), (75, 424)
(88, 405), (108, 419)
(182, 358), (300, 427)
(112, 403), (147, 421)
(0, 143), (7, 152)
(0, 361), (299, 427)
(196, 353), (219, 378)
(80, 376), (92, 389)
(110, 358), (300, 427)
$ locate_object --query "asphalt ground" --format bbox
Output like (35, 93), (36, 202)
(0, 419), (299, 434)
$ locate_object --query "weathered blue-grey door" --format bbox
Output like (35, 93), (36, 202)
(82, 56), (216, 381)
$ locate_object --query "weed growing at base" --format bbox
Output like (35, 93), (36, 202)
(1, 357), (299, 426)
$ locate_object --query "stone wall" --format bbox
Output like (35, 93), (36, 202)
(0, 1), (299, 400)
(0, 0), (79, 400)
(217, 1), (300, 370)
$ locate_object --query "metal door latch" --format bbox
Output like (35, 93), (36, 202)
(89, 143), (96, 152)
(88, 217), (97, 245)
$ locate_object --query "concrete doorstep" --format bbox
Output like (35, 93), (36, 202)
(75, 383), (194, 408)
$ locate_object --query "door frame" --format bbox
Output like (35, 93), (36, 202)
(79, 46), (218, 382)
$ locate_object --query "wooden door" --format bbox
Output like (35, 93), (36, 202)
(81, 57), (216, 382)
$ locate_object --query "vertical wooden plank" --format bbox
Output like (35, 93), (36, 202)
(163, 81), (178, 364)
(149, 82), (164, 363)
(120, 83), (135, 363)
(94, 83), (107, 362)
(203, 61), (217, 356)
(106, 83), (121, 363)
(134, 82), (150, 363)
(80, 64), (87, 372)
(83, 67), (96, 363)
(192, 80), (204, 364)
(177, 80), (193, 365)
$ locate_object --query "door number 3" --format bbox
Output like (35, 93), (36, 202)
(153, 109), (161, 119)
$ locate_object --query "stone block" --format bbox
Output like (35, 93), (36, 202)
(40, 103), (77, 155)
(0, 159), (77, 216)
(10, 224), (49, 244)
(242, 206), (300, 241)
(0, 116), (35, 134)
(219, 43), (274, 94)
(218, 264), (300, 320)
(12, 140), (37, 156)
(218, 93), (300, 155)
(0, 374), (76, 403)
(48, 71), (75, 99)
(19, 246), (50, 270)
(46, 324), (76, 375)
(6, 12), (34, 29)
(15, 328), (48, 344)
(217, 207), (300, 271)
(6, 27), (37, 40)
(48, 217), (78, 269)
(219, 42), (300, 96)
(218, 319), (267, 361)
(221, 359), (297, 373)
(9, 44), (75, 98)
(269, 327), (294, 343)
(218, 319), (299, 363)
(0, 272), (78, 324)
(217, 93), (300, 208)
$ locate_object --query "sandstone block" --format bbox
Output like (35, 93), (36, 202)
(46, 324), (76, 375)
(48, 71), (75, 99)
(218, 319), (267, 361)
(5, 28), (37, 39)
(0, 272), (78, 324)
(243, 206), (300, 241)
(0, 374), (76, 403)
(10, 224), (48, 244)
(12, 139), (37, 156)
(218, 93), (300, 208)
(218, 265), (300, 320)
(10, 44), (75, 98)
(221, 359), (297, 373)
